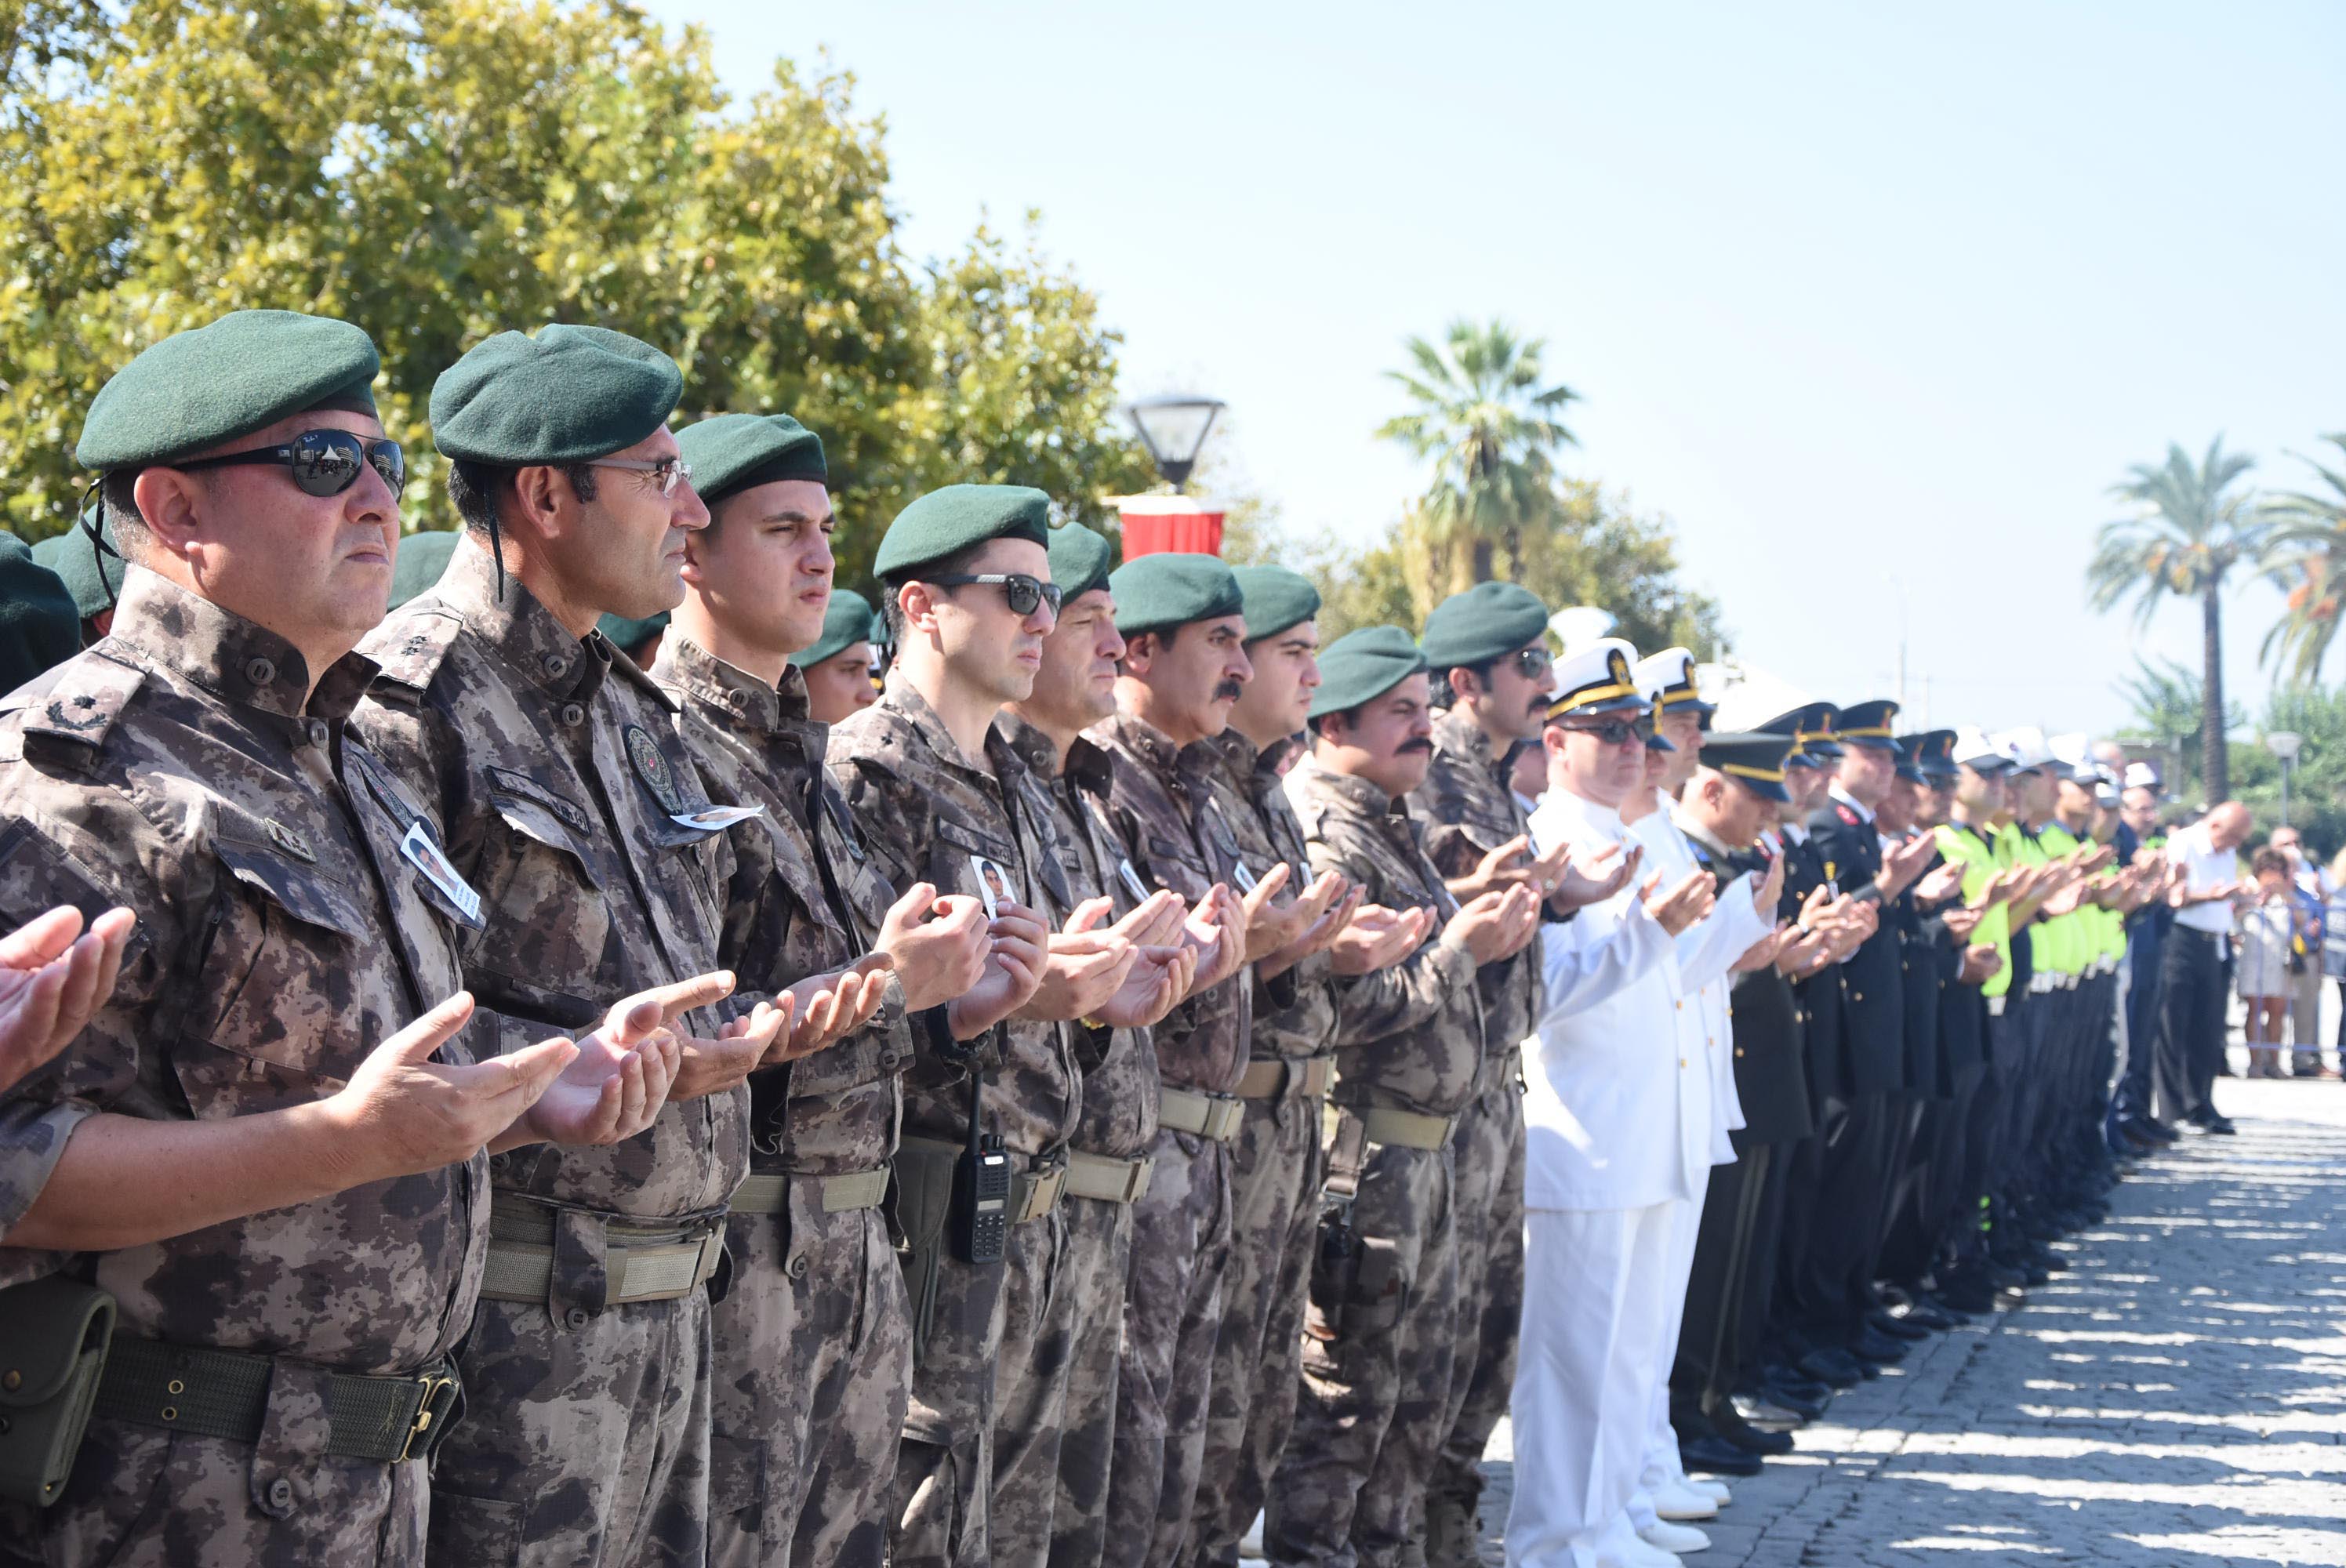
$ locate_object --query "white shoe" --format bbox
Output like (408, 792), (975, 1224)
(1689, 1475), (1731, 1506)
(1641, 1520), (1712, 1555)
(1651, 1478), (1721, 1521)
(1597, 1512), (1679, 1567)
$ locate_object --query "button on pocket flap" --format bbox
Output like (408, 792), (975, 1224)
(487, 790), (603, 891)
(211, 837), (369, 940)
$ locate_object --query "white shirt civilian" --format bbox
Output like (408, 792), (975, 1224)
(2170, 820), (2240, 935)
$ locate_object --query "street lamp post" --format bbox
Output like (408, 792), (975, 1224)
(2268, 731), (2304, 826)
(1124, 394), (1226, 492)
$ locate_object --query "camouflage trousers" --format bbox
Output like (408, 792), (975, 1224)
(4, 1415), (428, 1566)
(1103, 1127), (1233, 1568)
(1046, 1185), (1140, 1568)
(708, 1181), (912, 1568)
(1264, 1137), (1458, 1568)
(1189, 1082), (1327, 1568)
(889, 1205), (1075, 1568)
(427, 1289), (712, 1566)
(1428, 1080), (1526, 1530)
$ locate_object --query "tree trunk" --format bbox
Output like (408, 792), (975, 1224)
(2202, 583), (2228, 804)
(1470, 535), (1495, 585)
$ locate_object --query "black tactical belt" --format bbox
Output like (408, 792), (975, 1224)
(94, 1338), (460, 1465)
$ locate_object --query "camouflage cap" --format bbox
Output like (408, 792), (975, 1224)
(1109, 552), (1243, 638)
(1419, 581), (1550, 670)
(1309, 625), (1429, 720)
(873, 484), (1051, 579)
(429, 324), (682, 464)
(674, 412), (826, 510)
(0, 532), (82, 691)
(389, 528), (459, 610)
(1046, 521), (1115, 604)
(1231, 564), (1320, 644)
(790, 590), (879, 670)
(30, 516), (125, 619)
(76, 309), (381, 470)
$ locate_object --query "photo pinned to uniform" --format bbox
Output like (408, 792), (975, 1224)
(1117, 858), (1151, 905)
(401, 820), (484, 927)
(1229, 858), (1259, 895)
(670, 804), (766, 831)
(968, 854), (1013, 920)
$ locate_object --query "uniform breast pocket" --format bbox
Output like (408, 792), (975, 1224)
(1139, 835), (1211, 903)
(474, 791), (609, 1023)
(931, 818), (1019, 906)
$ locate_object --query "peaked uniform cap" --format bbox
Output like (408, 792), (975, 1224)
(1420, 582), (1551, 670)
(0, 532), (82, 691)
(1109, 553), (1244, 637)
(1632, 647), (1714, 715)
(791, 590), (880, 670)
(1702, 731), (1798, 803)
(1545, 637), (1648, 721)
(429, 324), (682, 465)
(675, 412), (827, 510)
(2122, 761), (2162, 791)
(873, 485), (1051, 579)
(1953, 726), (2013, 772)
(30, 517), (125, 619)
(1897, 729), (1959, 782)
(389, 529), (461, 611)
(77, 309), (381, 470)
(1994, 725), (2057, 771)
(1835, 698), (1903, 753)
(1748, 701), (1842, 768)
(1309, 626), (1428, 720)
(1046, 523), (1115, 605)
(1231, 565), (1320, 644)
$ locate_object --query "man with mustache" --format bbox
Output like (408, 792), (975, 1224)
(355, 325), (806, 1566)
(827, 485), (1124, 1567)
(1084, 551), (1342, 1567)
(1189, 565), (1429, 1568)
(1269, 626), (1542, 1568)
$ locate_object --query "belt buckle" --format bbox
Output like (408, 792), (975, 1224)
(398, 1372), (458, 1463)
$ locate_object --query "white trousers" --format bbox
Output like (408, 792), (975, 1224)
(1625, 1192), (1705, 1528)
(1505, 1202), (1679, 1568)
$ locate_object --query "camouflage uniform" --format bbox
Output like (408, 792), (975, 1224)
(0, 568), (487, 1567)
(1084, 713), (1253, 1568)
(993, 714), (1159, 1568)
(1267, 753), (1487, 1568)
(651, 636), (914, 1568)
(1189, 729), (1340, 1568)
(1406, 709), (1538, 1556)
(826, 677), (1083, 1568)
(354, 538), (746, 1567)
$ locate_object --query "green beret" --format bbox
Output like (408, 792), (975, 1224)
(1420, 582), (1551, 671)
(873, 485), (1051, 579)
(674, 412), (826, 510)
(430, 324), (681, 465)
(0, 534), (82, 692)
(1232, 565), (1320, 644)
(77, 310), (380, 471)
(1309, 626), (1429, 720)
(389, 528), (459, 611)
(791, 590), (879, 670)
(1109, 553), (1244, 638)
(1047, 523), (1114, 604)
(30, 517), (125, 619)
(598, 609), (670, 652)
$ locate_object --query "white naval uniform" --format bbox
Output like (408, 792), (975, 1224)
(1507, 787), (1765, 1567)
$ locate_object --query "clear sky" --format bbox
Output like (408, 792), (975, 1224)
(642, 0), (2346, 738)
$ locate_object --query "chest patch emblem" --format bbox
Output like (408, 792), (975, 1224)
(625, 724), (682, 813)
(265, 818), (315, 863)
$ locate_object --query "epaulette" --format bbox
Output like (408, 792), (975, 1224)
(1835, 802), (1861, 826)
(362, 609), (465, 704)
(16, 649), (147, 755)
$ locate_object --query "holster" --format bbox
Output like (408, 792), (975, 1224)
(889, 1137), (961, 1369)
(1305, 1109), (1371, 1341)
(0, 1276), (117, 1507)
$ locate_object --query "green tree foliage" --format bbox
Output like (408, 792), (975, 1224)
(0, 0), (1150, 593)
(2085, 437), (2270, 803)
(2259, 434), (2346, 685)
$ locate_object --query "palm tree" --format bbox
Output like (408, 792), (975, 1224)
(1376, 318), (1579, 586)
(2086, 437), (2269, 803)
(2258, 434), (2346, 683)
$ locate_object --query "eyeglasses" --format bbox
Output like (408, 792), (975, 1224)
(584, 456), (694, 497)
(1556, 715), (1654, 746)
(1507, 647), (1554, 678)
(173, 430), (405, 497)
(924, 572), (1063, 619)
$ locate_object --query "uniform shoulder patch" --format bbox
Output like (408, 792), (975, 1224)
(19, 652), (147, 752)
(361, 608), (464, 702)
(1835, 802), (1861, 826)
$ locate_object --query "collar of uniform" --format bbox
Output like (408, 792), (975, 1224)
(992, 709), (1062, 782)
(1828, 782), (1876, 825)
(107, 563), (376, 720)
(1672, 803), (1738, 866)
(1782, 820), (1810, 844)
(1096, 710), (1218, 790)
(653, 633), (786, 735)
(877, 669), (1029, 784)
(434, 532), (608, 705)
(1539, 783), (1625, 839)
(1430, 705), (1500, 768)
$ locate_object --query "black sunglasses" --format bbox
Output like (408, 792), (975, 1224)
(1505, 647), (1553, 678)
(173, 429), (405, 497)
(925, 572), (1062, 618)
(1558, 714), (1654, 746)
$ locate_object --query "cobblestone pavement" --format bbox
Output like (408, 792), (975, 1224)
(1454, 1070), (2346, 1566)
